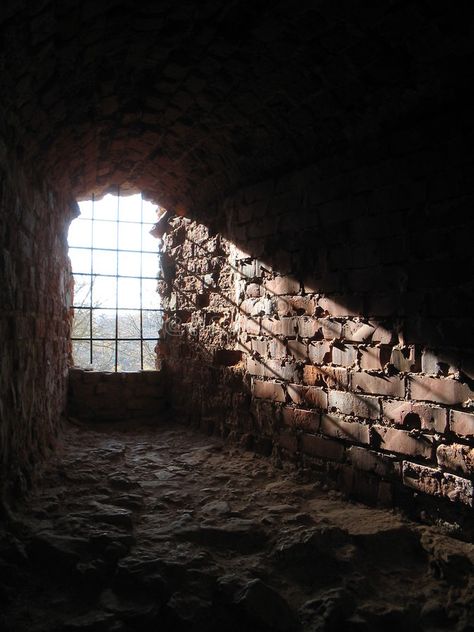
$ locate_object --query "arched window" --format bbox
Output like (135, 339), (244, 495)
(68, 191), (163, 371)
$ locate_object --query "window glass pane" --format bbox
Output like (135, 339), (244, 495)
(142, 279), (159, 309)
(141, 252), (159, 278)
(92, 310), (116, 338)
(93, 220), (117, 249)
(119, 251), (141, 277)
(118, 222), (141, 251)
(69, 247), (91, 274)
(78, 200), (93, 219)
(72, 308), (91, 338)
(142, 225), (159, 252)
(92, 340), (116, 371)
(142, 340), (158, 370)
(142, 311), (162, 338)
(119, 193), (142, 222)
(73, 274), (92, 307)
(117, 341), (141, 371)
(72, 341), (91, 367)
(93, 249), (117, 275)
(118, 277), (141, 308)
(93, 194), (118, 220)
(68, 219), (92, 247)
(118, 310), (140, 339)
(93, 276), (117, 308)
(142, 200), (159, 224)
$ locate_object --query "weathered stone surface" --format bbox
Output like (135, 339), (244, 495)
(436, 443), (474, 477)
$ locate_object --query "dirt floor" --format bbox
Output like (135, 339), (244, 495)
(0, 419), (473, 632)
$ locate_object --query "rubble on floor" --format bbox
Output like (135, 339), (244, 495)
(0, 420), (473, 632)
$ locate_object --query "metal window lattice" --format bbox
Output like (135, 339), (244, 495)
(70, 188), (162, 371)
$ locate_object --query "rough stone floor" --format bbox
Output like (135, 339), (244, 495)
(1, 420), (473, 632)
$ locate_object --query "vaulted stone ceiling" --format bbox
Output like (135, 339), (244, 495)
(1, 1), (473, 214)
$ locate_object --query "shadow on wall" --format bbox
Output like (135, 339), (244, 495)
(156, 129), (474, 523)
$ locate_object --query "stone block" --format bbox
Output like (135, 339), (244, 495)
(359, 346), (391, 371)
(320, 414), (370, 445)
(264, 276), (300, 295)
(436, 443), (474, 476)
(331, 343), (358, 368)
(382, 400), (447, 433)
(352, 373), (405, 398)
(410, 376), (473, 405)
(450, 410), (474, 437)
(303, 365), (349, 390)
(372, 425), (434, 460)
(287, 384), (328, 410)
(346, 446), (400, 479)
(328, 390), (380, 420)
(281, 407), (320, 432)
(300, 434), (345, 461)
(252, 379), (286, 402)
(308, 341), (331, 365)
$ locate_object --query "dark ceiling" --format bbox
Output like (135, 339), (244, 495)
(1, 0), (473, 214)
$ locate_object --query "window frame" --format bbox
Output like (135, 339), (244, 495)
(69, 190), (163, 371)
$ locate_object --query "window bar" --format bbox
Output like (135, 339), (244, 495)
(140, 194), (144, 370)
(115, 186), (120, 371)
(90, 194), (94, 366)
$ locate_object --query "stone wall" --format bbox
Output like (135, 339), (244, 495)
(68, 369), (165, 422)
(159, 128), (474, 520)
(0, 152), (73, 505)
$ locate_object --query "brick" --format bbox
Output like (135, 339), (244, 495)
(372, 426), (434, 460)
(240, 298), (272, 317)
(264, 276), (300, 295)
(450, 410), (474, 437)
(303, 365), (349, 390)
(287, 384), (328, 409)
(250, 338), (268, 356)
(251, 379), (286, 402)
(320, 318), (343, 340)
(402, 462), (473, 507)
(442, 472), (474, 507)
(296, 317), (321, 338)
(300, 434), (345, 461)
(278, 432), (298, 454)
(287, 339), (307, 361)
(436, 443), (474, 476)
(268, 338), (287, 359)
(359, 346), (391, 370)
(402, 461), (442, 497)
(281, 407), (320, 432)
(372, 324), (396, 345)
(246, 357), (266, 377)
(421, 349), (457, 376)
(382, 400), (447, 433)
(346, 446), (400, 479)
(352, 373), (405, 398)
(321, 414), (370, 445)
(274, 296), (315, 317)
(261, 317), (296, 337)
(328, 390), (380, 420)
(410, 376), (473, 405)
(266, 359), (299, 382)
(245, 282), (263, 298)
(240, 315), (261, 335)
(318, 296), (363, 317)
(332, 343), (358, 368)
(308, 341), (331, 364)
(342, 321), (375, 343)
(390, 346), (420, 372)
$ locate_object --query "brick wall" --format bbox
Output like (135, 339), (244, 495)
(0, 153), (73, 504)
(159, 127), (474, 520)
(68, 369), (166, 422)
